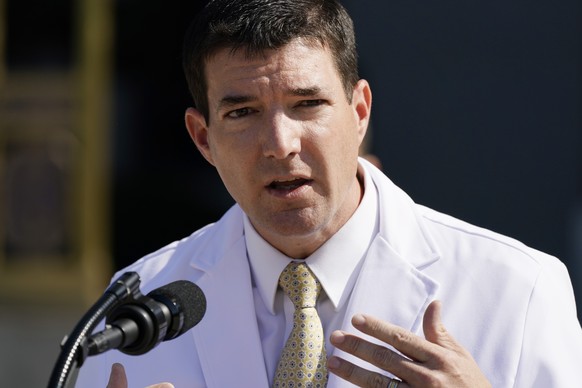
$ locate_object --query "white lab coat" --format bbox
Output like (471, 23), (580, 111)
(77, 159), (582, 387)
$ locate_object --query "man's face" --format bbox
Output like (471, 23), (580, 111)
(185, 39), (371, 258)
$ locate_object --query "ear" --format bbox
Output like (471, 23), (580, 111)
(185, 107), (215, 166)
(351, 79), (372, 144)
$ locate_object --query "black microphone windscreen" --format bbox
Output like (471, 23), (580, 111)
(148, 280), (206, 332)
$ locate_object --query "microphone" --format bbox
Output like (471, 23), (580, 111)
(87, 280), (206, 356)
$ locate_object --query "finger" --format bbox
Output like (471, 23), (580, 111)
(145, 384), (175, 388)
(351, 314), (437, 362)
(328, 356), (411, 388)
(330, 330), (423, 382)
(423, 300), (444, 344)
(106, 363), (128, 388)
(423, 300), (465, 353)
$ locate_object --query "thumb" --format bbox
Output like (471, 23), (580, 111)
(423, 300), (460, 350)
(106, 363), (128, 388)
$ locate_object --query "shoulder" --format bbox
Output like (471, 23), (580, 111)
(416, 204), (567, 279)
(113, 205), (245, 289)
(364, 159), (563, 276)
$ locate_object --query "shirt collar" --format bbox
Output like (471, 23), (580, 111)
(245, 162), (379, 314)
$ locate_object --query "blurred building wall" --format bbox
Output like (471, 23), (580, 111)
(0, 0), (112, 385)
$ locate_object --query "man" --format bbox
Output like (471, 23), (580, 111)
(78, 0), (582, 387)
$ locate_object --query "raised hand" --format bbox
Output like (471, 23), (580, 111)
(327, 300), (491, 388)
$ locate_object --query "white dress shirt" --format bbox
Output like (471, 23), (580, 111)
(244, 164), (379, 383)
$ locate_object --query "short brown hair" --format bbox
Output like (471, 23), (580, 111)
(182, 0), (359, 121)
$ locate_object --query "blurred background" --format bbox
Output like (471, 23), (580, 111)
(0, 0), (580, 385)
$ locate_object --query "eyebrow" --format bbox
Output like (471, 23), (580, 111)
(290, 86), (321, 97)
(216, 86), (323, 111)
(218, 95), (256, 110)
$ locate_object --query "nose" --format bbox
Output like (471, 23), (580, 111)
(261, 110), (301, 159)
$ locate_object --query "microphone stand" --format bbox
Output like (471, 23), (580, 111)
(47, 272), (142, 388)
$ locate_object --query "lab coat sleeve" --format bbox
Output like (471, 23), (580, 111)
(513, 256), (582, 387)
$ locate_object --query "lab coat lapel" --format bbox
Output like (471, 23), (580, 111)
(345, 160), (441, 335)
(347, 235), (440, 333)
(327, 236), (440, 387)
(191, 236), (269, 387)
(328, 160), (441, 387)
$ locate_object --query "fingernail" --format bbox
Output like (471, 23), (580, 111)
(327, 356), (341, 369)
(330, 330), (345, 344)
(352, 314), (366, 326)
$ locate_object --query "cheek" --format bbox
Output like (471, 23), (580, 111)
(210, 137), (255, 195)
(214, 161), (249, 205)
(208, 131), (244, 165)
(327, 122), (361, 158)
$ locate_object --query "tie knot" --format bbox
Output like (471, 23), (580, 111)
(279, 262), (321, 309)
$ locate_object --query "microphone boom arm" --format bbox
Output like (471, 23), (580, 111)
(47, 272), (142, 388)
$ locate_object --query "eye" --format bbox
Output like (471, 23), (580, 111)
(226, 107), (255, 119)
(297, 99), (326, 108)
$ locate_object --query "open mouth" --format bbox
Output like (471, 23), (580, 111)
(268, 178), (311, 191)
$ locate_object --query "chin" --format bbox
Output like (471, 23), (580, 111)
(269, 220), (321, 238)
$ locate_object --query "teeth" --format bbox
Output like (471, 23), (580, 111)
(270, 178), (306, 190)
(278, 183), (300, 190)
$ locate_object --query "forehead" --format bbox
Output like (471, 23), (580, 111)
(203, 40), (341, 96)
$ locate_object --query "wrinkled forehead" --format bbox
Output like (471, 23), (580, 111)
(202, 37), (329, 78)
(206, 40), (338, 86)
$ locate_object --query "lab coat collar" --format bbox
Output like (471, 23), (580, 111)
(328, 159), (441, 386)
(361, 157), (440, 270)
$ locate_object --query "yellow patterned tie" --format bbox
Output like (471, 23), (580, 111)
(273, 262), (328, 388)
